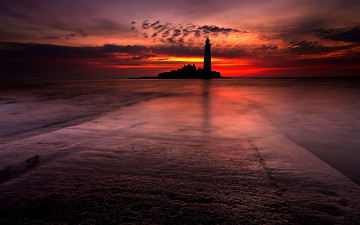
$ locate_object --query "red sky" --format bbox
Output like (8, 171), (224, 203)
(0, 0), (359, 78)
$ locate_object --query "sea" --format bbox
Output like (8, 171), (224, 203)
(0, 78), (360, 224)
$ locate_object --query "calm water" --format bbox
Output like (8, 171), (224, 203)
(3, 78), (359, 182)
(1, 78), (360, 223)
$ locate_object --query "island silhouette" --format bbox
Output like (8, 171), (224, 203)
(158, 38), (222, 79)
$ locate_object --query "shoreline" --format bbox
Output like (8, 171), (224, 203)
(1, 79), (359, 224)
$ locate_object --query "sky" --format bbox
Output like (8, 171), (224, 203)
(0, 0), (359, 78)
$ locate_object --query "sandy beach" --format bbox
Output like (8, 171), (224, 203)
(0, 79), (360, 224)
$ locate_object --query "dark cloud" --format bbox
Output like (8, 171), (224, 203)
(44, 35), (60, 40)
(102, 44), (149, 54)
(0, 3), (128, 39)
(151, 45), (202, 56)
(65, 33), (77, 39)
(197, 25), (246, 35)
(138, 21), (172, 39)
(216, 47), (250, 58)
(43, 18), (129, 37)
(317, 26), (360, 43)
(253, 45), (279, 55)
(0, 42), (209, 78)
(279, 18), (329, 38)
(0, 41), (210, 64)
(162, 29), (170, 37)
(136, 20), (249, 43)
(172, 29), (181, 37)
(285, 41), (350, 55)
(154, 24), (170, 31)
(131, 52), (156, 60)
(257, 45), (278, 51)
(150, 21), (160, 27)
(0, 42), (204, 65)
(2, 40), (359, 78)
(0, 42), (161, 78)
(37, 18), (128, 38)
(142, 20), (150, 29)
(1, 41), (351, 62)
(194, 30), (201, 37)
(43, 33), (77, 40)
(0, 42), (148, 63)
(77, 29), (88, 37)
(182, 28), (191, 37)
(167, 37), (176, 44)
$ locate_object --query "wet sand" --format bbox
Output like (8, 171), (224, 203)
(0, 79), (360, 224)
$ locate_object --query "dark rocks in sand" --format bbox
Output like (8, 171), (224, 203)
(26, 155), (40, 168)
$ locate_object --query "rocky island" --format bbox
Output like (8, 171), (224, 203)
(158, 38), (222, 79)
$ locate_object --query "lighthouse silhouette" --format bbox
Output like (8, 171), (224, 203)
(157, 38), (222, 79)
(204, 38), (211, 71)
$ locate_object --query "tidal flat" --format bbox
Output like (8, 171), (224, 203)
(0, 79), (360, 224)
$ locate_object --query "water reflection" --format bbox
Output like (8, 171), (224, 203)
(143, 79), (360, 184)
(1, 79), (359, 185)
(201, 80), (211, 134)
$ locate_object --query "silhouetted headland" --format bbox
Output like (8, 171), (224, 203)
(158, 38), (222, 79)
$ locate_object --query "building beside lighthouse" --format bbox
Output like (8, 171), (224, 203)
(158, 38), (222, 79)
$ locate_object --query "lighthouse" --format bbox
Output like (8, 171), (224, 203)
(204, 38), (211, 71)
(157, 38), (221, 79)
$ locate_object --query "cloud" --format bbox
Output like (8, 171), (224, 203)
(317, 26), (360, 43)
(279, 18), (329, 37)
(44, 35), (60, 40)
(0, 42), (161, 78)
(162, 29), (170, 37)
(285, 41), (351, 55)
(150, 21), (160, 27)
(151, 45), (202, 56)
(167, 38), (176, 43)
(253, 45), (279, 56)
(181, 28), (191, 37)
(172, 29), (181, 37)
(1, 41), (359, 78)
(142, 20), (150, 29)
(136, 20), (249, 43)
(0, 42), (153, 66)
(44, 33), (78, 40)
(101, 44), (149, 54)
(197, 25), (247, 35)
(0, 3), (130, 40)
(0, 42), (204, 64)
(154, 24), (170, 31)
(194, 30), (201, 37)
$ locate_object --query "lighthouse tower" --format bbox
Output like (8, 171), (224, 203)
(204, 38), (211, 71)
(157, 38), (221, 78)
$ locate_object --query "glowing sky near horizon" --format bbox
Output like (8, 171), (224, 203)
(0, 0), (359, 78)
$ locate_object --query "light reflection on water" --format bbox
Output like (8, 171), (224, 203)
(1, 78), (360, 184)
(132, 79), (360, 184)
(215, 79), (360, 184)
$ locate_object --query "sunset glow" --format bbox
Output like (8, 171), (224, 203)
(1, 1), (360, 223)
(0, 0), (359, 78)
